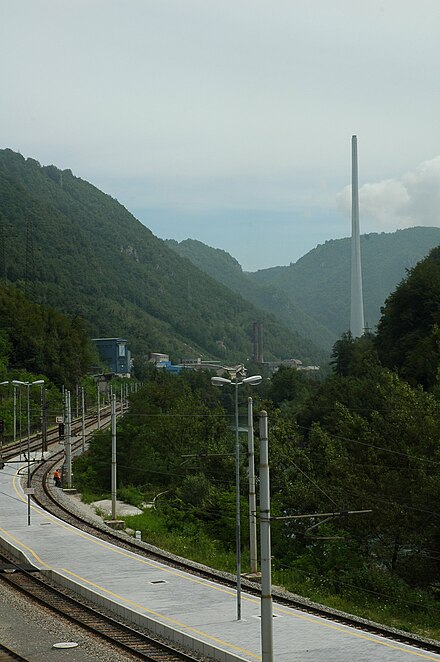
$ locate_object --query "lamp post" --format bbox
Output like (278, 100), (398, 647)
(211, 373), (262, 620)
(40, 382), (47, 457)
(12, 379), (45, 525)
(248, 396), (258, 575)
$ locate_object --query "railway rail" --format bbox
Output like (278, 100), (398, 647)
(1, 406), (112, 465)
(0, 550), (204, 662)
(0, 641), (28, 661)
(7, 416), (440, 660)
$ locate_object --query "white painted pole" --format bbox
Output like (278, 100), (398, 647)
(235, 382), (242, 621)
(65, 390), (72, 488)
(13, 385), (16, 443)
(111, 393), (117, 521)
(259, 411), (273, 662)
(248, 397), (258, 574)
(81, 387), (85, 453)
(19, 387), (22, 460)
(97, 382), (101, 429)
(26, 384), (31, 526)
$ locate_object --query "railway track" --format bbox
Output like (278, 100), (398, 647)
(1, 406), (112, 465)
(0, 550), (204, 662)
(28, 449), (440, 659)
(0, 641), (28, 661)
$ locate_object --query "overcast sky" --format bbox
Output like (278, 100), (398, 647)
(2, 0), (440, 270)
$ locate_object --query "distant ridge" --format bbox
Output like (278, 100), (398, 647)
(0, 148), (324, 365)
(167, 238), (337, 351)
(251, 227), (440, 336)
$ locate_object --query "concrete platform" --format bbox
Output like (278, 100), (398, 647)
(0, 461), (439, 662)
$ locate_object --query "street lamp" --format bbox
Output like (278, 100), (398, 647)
(211, 373), (262, 620)
(12, 379), (45, 525)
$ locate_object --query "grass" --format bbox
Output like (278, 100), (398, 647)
(122, 509), (238, 573)
(78, 489), (440, 642)
(122, 508), (440, 642)
(272, 567), (440, 642)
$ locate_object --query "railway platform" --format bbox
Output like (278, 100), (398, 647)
(1, 459), (439, 662)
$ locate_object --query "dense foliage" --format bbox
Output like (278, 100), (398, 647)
(5, 146), (438, 635)
(167, 238), (335, 354)
(71, 248), (440, 637)
(0, 148), (322, 366)
(251, 227), (440, 337)
(376, 245), (440, 389)
(0, 284), (96, 387)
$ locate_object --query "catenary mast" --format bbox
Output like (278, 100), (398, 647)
(350, 135), (365, 338)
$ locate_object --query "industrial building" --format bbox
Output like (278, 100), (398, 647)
(93, 338), (131, 377)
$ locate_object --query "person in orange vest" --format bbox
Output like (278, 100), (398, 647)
(53, 468), (61, 487)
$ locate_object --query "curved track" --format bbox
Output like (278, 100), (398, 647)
(1, 406), (112, 465)
(0, 549), (203, 662)
(27, 449), (440, 658)
(0, 640), (28, 661)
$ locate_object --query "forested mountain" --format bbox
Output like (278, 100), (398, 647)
(0, 149), (324, 365)
(376, 244), (440, 389)
(167, 238), (337, 351)
(251, 227), (440, 337)
(0, 284), (95, 386)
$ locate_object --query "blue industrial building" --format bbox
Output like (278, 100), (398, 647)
(93, 338), (131, 377)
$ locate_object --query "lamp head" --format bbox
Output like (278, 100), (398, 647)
(242, 375), (262, 386)
(211, 376), (232, 387)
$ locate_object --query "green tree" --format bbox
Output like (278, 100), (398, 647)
(376, 246), (440, 389)
(287, 366), (440, 589)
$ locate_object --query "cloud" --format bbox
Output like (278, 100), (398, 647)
(336, 156), (440, 230)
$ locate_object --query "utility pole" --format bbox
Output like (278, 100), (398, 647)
(13, 385), (16, 443)
(65, 390), (72, 488)
(234, 381), (242, 620)
(97, 382), (101, 429)
(111, 393), (117, 521)
(248, 397), (258, 575)
(41, 384), (47, 455)
(81, 387), (85, 453)
(259, 411), (273, 662)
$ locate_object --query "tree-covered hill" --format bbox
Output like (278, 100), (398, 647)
(167, 238), (337, 351)
(251, 227), (440, 337)
(0, 284), (96, 387)
(0, 149), (323, 365)
(376, 244), (440, 389)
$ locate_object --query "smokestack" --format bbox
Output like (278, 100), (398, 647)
(253, 322), (263, 363)
(350, 135), (365, 338)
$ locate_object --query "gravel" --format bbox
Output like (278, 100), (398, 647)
(0, 578), (139, 661)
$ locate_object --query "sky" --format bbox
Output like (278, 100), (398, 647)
(2, 0), (440, 271)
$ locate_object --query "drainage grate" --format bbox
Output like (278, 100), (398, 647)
(150, 580), (167, 585)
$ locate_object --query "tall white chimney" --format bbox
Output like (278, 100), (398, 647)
(350, 135), (365, 338)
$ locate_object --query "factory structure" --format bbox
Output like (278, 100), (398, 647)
(93, 139), (363, 381)
(93, 337), (132, 377)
